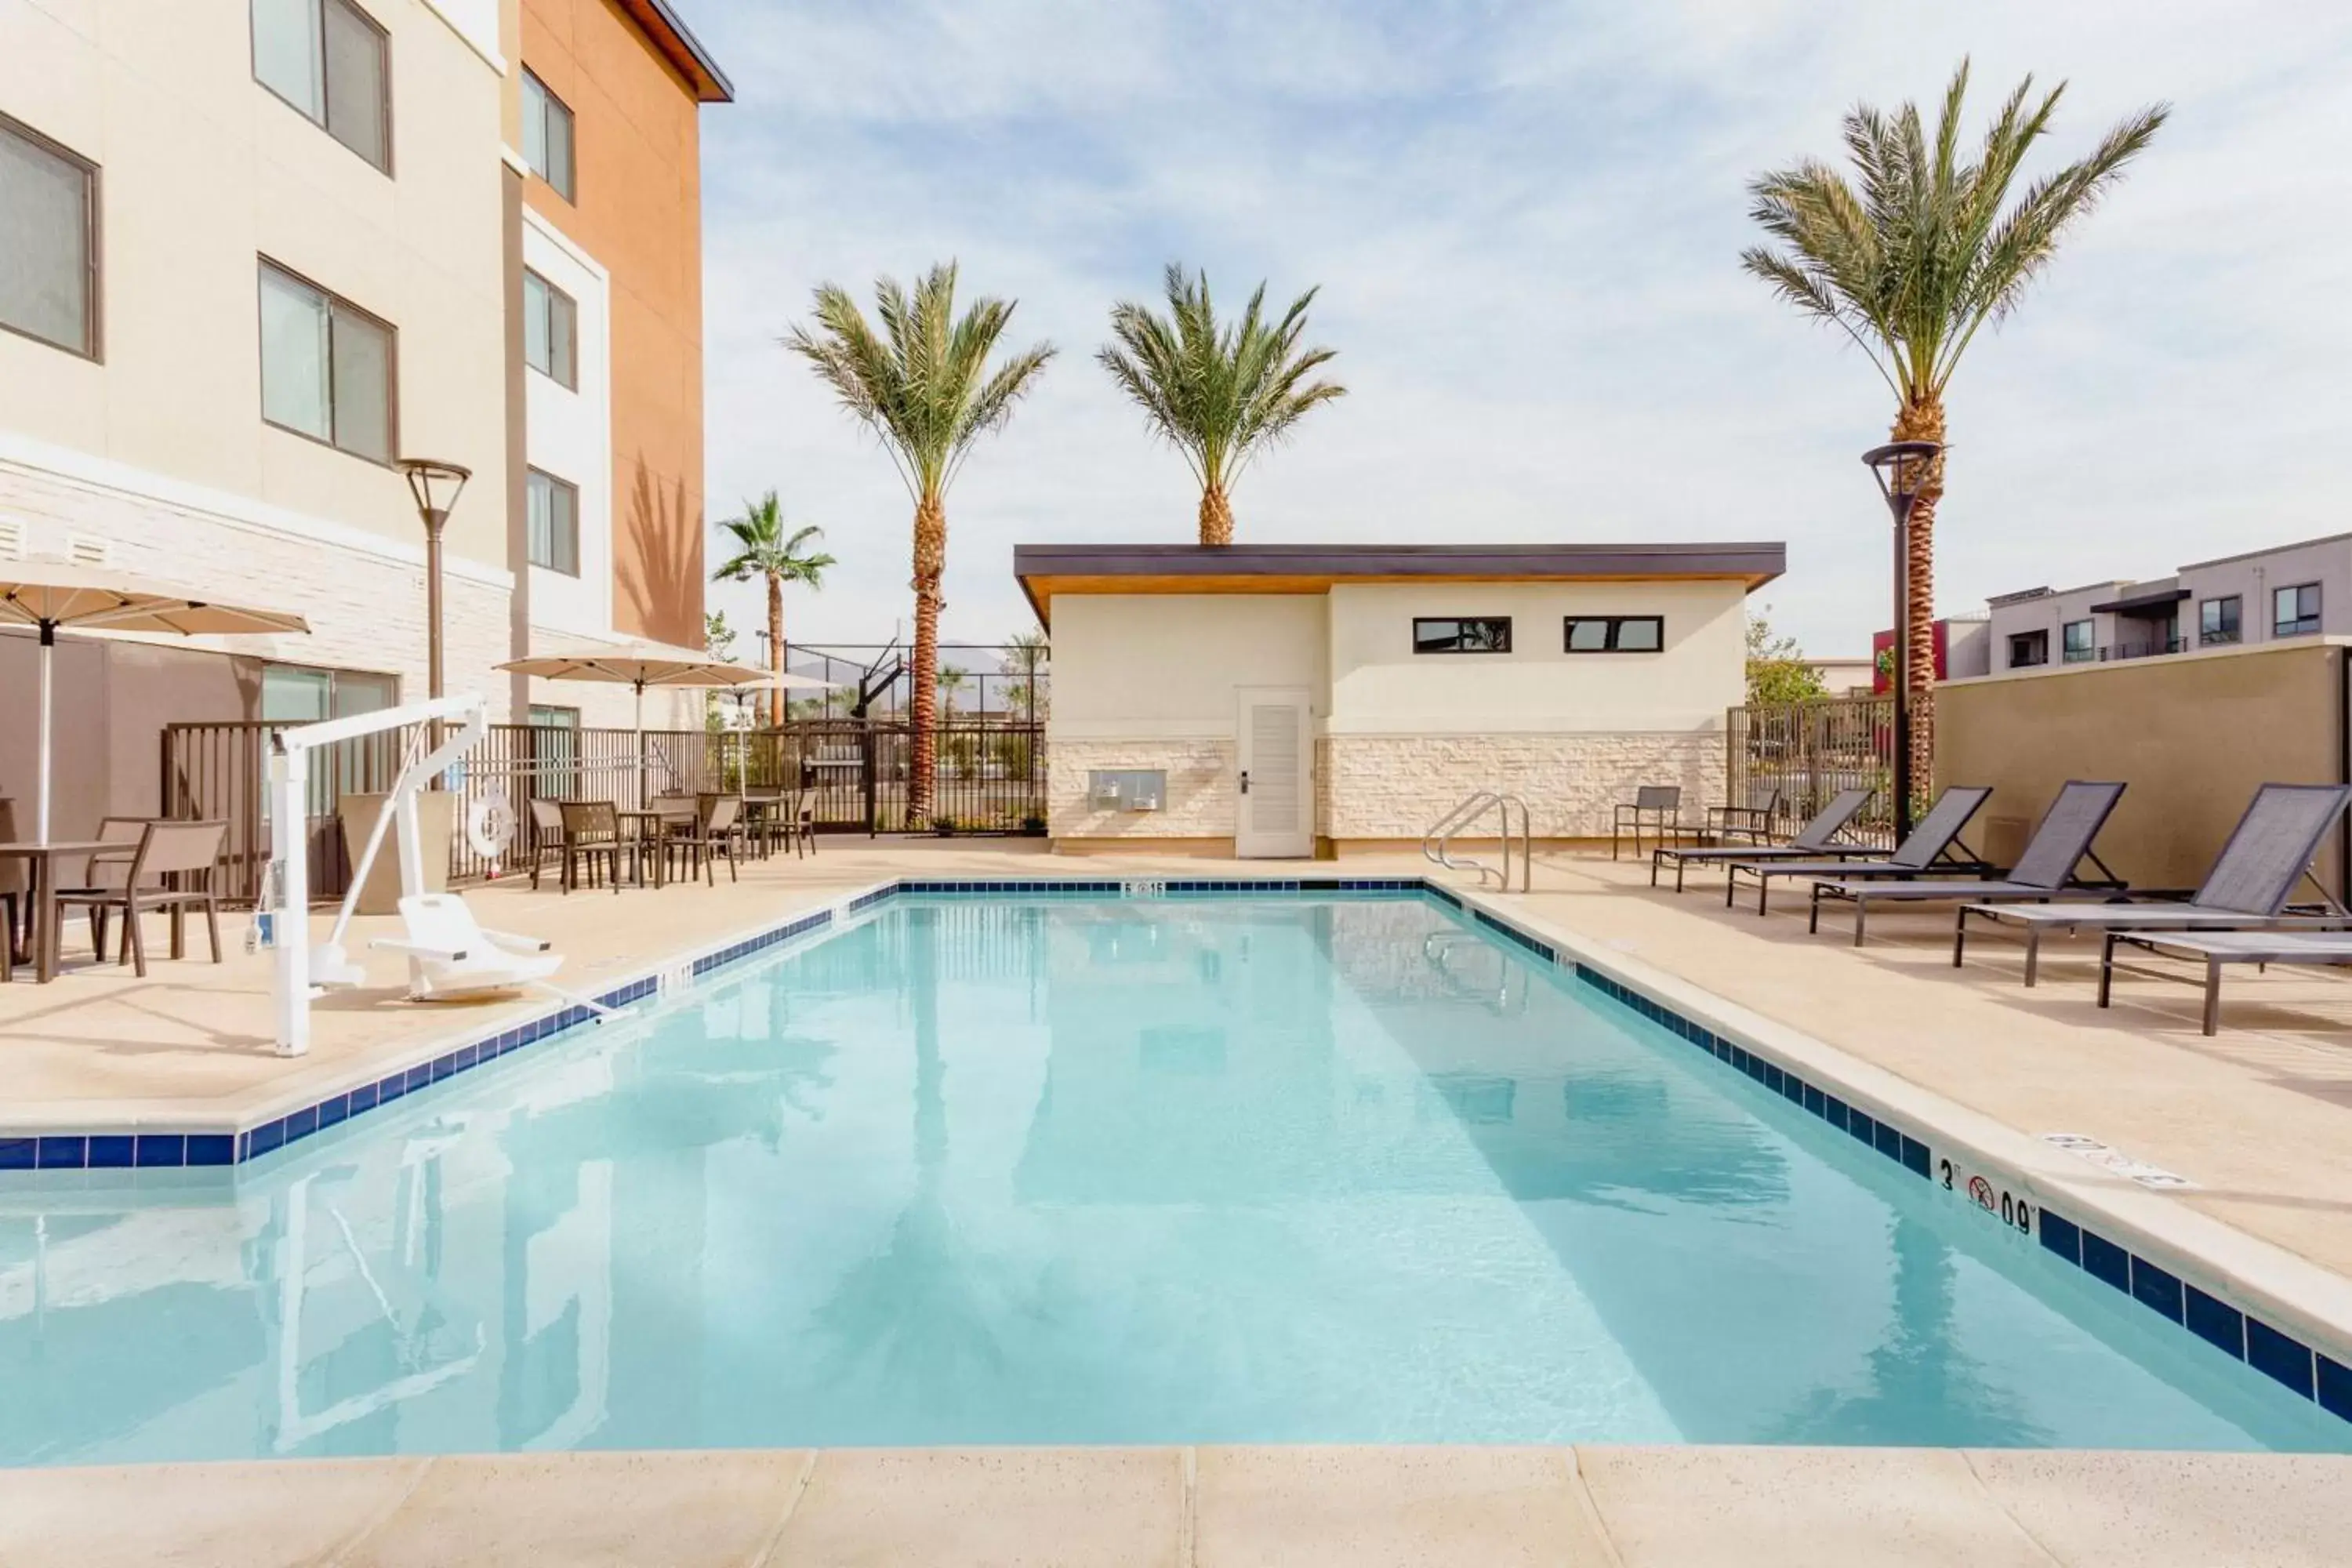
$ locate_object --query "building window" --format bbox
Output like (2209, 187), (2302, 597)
(522, 269), (577, 388)
(1563, 615), (1664, 653)
(2008, 630), (2049, 669)
(528, 704), (579, 729)
(528, 468), (579, 575)
(521, 70), (575, 201)
(2199, 595), (2241, 647)
(0, 111), (99, 358)
(2274, 583), (2321, 638)
(252, 0), (390, 172)
(1413, 617), (1511, 654)
(2061, 619), (2095, 663)
(259, 260), (394, 462)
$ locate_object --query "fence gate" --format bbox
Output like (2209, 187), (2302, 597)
(1726, 694), (1897, 848)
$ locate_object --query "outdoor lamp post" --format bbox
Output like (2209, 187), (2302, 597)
(1862, 440), (1943, 841)
(397, 459), (473, 702)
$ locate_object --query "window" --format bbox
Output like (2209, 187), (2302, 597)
(0, 111), (99, 358)
(1412, 616), (1511, 654)
(2274, 583), (2321, 638)
(2061, 619), (2095, 663)
(527, 468), (579, 575)
(2008, 630), (2049, 670)
(1563, 615), (1664, 653)
(528, 704), (579, 729)
(252, 0), (390, 172)
(522, 269), (576, 388)
(521, 70), (575, 200)
(2199, 595), (2241, 647)
(258, 260), (394, 461)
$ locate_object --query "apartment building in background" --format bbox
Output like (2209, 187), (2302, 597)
(0, 0), (726, 832)
(1982, 532), (2352, 677)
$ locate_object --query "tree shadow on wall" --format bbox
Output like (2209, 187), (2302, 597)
(622, 456), (703, 650)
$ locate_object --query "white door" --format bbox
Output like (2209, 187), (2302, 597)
(1235, 687), (1313, 858)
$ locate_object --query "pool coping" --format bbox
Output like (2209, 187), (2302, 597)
(5, 871), (2351, 1433)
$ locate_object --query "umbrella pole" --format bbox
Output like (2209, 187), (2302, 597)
(34, 623), (53, 844)
(633, 681), (646, 811)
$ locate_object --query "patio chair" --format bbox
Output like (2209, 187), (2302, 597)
(673, 795), (742, 887)
(1650, 788), (1875, 892)
(1954, 782), (2352, 985)
(1612, 786), (1691, 861)
(1705, 785), (1784, 848)
(1805, 781), (2127, 946)
(556, 800), (628, 894)
(2099, 929), (2352, 1035)
(0, 797), (17, 975)
(373, 892), (563, 1001)
(524, 799), (568, 890)
(52, 819), (228, 977)
(793, 797), (817, 858)
(1727, 786), (1994, 916)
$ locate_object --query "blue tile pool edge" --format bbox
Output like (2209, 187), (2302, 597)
(7, 871), (2347, 1433)
(1441, 888), (2352, 1435)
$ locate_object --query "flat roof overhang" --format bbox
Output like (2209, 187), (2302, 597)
(2088, 587), (2191, 616)
(616, 0), (735, 102)
(1012, 542), (1787, 626)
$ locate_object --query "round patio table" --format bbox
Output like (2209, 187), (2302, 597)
(0, 840), (117, 984)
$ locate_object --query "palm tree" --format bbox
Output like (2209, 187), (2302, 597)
(937, 663), (968, 717)
(1098, 263), (1346, 546)
(1741, 60), (2165, 789)
(713, 492), (835, 726)
(787, 264), (1054, 827)
(1001, 630), (1047, 724)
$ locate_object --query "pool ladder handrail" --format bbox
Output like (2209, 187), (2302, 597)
(1422, 790), (1532, 891)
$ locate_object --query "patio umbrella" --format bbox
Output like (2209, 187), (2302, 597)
(497, 641), (834, 806)
(1, 557), (310, 842)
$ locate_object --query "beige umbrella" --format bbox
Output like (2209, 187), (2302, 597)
(497, 640), (836, 806)
(1, 557), (310, 841)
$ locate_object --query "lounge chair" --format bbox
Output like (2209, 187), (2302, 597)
(2098, 929), (2352, 1035)
(372, 892), (564, 1001)
(1806, 780), (2127, 946)
(1728, 786), (1994, 915)
(1650, 787), (1875, 892)
(1954, 782), (2352, 985)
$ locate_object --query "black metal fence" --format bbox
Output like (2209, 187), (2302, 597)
(775, 641), (1049, 725)
(1725, 694), (1896, 847)
(162, 713), (1048, 904)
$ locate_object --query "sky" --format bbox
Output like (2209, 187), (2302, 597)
(688, 0), (2352, 664)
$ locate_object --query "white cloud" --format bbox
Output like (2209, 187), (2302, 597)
(690, 0), (2352, 659)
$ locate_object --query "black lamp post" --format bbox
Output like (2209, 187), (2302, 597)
(1862, 440), (1943, 841)
(397, 458), (473, 705)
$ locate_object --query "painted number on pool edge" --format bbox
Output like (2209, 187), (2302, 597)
(1940, 1155), (2033, 1236)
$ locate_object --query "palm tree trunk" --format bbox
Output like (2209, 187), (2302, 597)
(766, 574), (785, 728)
(907, 492), (948, 828)
(1198, 483), (1235, 546)
(1890, 398), (1947, 814)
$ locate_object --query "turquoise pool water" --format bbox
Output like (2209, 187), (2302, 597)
(2, 892), (2343, 1464)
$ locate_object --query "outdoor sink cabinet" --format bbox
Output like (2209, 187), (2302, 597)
(1014, 541), (1784, 858)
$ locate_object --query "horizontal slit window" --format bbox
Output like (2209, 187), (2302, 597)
(1413, 617), (1512, 655)
(1564, 615), (1664, 653)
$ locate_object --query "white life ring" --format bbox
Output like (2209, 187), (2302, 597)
(466, 796), (517, 859)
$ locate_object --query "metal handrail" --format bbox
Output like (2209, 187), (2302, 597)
(1421, 789), (1532, 891)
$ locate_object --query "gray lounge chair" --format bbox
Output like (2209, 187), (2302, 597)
(1729, 786), (1994, 915)
(1807, 780), (2127, 946)
(2100, 929), (2352, 1035)
(1651, 788), (1875, 892)
(1954, 782), (2352, 985)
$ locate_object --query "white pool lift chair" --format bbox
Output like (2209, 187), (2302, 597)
(375, 892), (564, 1001)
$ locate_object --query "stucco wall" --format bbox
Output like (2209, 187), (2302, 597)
(1937, 641), (2348, 901)
(1051, 594), (1329, 738)
(519, 0), (708, 649)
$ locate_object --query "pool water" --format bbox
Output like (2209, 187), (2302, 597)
(2, 893), (2343, 1465)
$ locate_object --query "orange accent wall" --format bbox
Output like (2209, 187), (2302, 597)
(520, 0), (707, 648)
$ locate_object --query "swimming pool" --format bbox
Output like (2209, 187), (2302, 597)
(2, 888), (2346, 1464)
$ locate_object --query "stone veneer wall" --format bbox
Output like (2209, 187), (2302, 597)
(1, 458), (514, 718)
(1048, 736), (1237, 840)
(1050, 728), (1726, 844)
(1322, 731), (1725, 840)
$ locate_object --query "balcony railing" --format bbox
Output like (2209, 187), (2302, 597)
(2103, 637), (2186, 662)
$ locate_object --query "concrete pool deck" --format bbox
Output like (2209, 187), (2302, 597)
(3, 1443), (2349, 1566)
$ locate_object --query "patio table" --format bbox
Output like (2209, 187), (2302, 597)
(615, 808), (693, 887)
(0, 840), (118, 984)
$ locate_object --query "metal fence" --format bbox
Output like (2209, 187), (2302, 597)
(775, 641), (1049, 725)
(1725, 693), (1897, 847)
(162, 714), (1049, 904)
